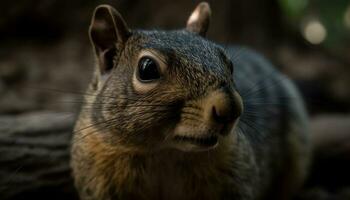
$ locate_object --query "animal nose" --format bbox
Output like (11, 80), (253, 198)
(207, 90), (242, 125)
(212, 104), (236, 124)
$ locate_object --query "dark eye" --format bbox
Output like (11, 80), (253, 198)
(137, 57), (160, 82)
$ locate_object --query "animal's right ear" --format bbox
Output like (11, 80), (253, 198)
(186, 2), (211, 37)
(89, 5), (131, 75)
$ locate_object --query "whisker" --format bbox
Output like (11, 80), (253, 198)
(181, 110), (202, 117)
(73, 117), (124, 143)
(238, 119), (266, 144)
(81, 103), (178, 108)
(74, 109), (154, 135)
(26, 87), (121, 100)
(239, 71), (281, 99)
(26, 86), (183, 103)
(181, 116), (203, 123)
(243, 96), (296, 102)
(231, 47), (247, 63)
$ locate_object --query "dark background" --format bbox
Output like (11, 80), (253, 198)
(1, 0), (350, 199)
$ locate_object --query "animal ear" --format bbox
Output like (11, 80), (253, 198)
(89, 5), (131, 75)
(186, 2), (211, 37)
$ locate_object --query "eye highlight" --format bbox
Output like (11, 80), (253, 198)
(137, 57), (161, 82)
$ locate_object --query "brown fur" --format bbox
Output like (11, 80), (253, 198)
(71, 2), (311, 200)
(73, 117), (259, 200)
(72, 114), (259, 200)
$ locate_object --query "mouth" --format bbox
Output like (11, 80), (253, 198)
(173, 134), (218, 148)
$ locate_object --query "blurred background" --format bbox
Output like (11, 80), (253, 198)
(0, 0), (350, 199)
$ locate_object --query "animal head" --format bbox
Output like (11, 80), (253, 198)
(85, 2), (243, 152)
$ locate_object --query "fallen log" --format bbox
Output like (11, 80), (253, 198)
(0, 112), (78, 200)
(1, 112), (350, 200)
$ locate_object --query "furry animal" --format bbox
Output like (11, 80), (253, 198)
(71, 2), (311, 200)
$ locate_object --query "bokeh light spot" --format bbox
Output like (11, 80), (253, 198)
(302, 19), (327, 44)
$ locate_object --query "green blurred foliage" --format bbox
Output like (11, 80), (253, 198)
(279, 0), (309, 22)
(280, 0), (350, 51)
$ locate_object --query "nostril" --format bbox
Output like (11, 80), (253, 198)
(212, 106), (232, 124)
(207, 90), (243, 125)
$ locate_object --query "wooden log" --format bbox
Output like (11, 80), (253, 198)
(296, 115), (350, 200)
(0, 112), (78, 200)
(307, 115), (350, 190)
(1, 112), (350, 200)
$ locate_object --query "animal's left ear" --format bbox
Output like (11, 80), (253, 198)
(89, 5), (131, 75)
(186, 2), (211, 37)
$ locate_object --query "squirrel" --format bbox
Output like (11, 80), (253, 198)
(71, 2), (311, 200)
